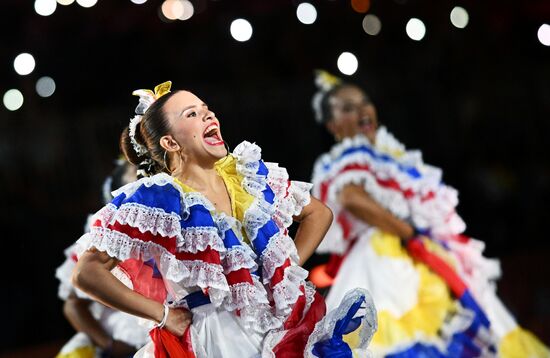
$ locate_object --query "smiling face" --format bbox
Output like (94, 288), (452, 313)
(326, 85), (378, 143)
(161, 91), (227, 166)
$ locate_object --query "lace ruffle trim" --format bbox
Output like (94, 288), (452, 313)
(78, 227), (230, 296)
(94, 202), (182, 238)
(261, 233), (300, 282)
(305, 288), (378, 357)
(271, 265), (309, 316)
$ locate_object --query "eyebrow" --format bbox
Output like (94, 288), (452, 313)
(179, 103), (208, 117)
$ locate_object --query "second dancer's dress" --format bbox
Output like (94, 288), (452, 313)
(311, 128), (549, 357)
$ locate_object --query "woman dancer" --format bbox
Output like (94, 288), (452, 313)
(56, 161), (150, 357)
(310, 70), (548, 357)
(72, 81), (377, 358)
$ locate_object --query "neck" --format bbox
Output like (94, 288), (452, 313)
(173, 158), (220, 191)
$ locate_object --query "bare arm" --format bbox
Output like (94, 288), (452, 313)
(339, 184), (415, 239)
(63, 294), (135, 355)
(293, 196), (333, 266)
(72, 249), (191, 336)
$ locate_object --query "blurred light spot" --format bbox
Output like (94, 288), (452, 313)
(57, 0), (75, 5)
(538, 24), (550, 46)
(178, 0), (194, 21)
(450, 6), (469, 29)
(36, 76), (56, 98)
(130, 0), (147, 4)
(35, 0), (57, 16)
(14, 53), (36, 76)
(161, 0), (184, 20)
(362, 14), (381, 35)
(76, 0), (97, 7)
(351, 0), (370, 13)
(296, 3), (317, 25)
(337, 52), (358, 76)
(3, 89), (24, 111)
(230, 18), (253, 42)
(406, 18), (426, 41)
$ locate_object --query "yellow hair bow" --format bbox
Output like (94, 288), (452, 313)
(132, 81), (172, 115)
(315, 70), (341, 91)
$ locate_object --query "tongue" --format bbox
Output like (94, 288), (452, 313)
(204, 133), (222, 145)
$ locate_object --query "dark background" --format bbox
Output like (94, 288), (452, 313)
(1, 0), (549, 353)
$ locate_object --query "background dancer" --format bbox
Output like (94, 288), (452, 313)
(56, 160), (150, 358)
(309, 70), (549, 357)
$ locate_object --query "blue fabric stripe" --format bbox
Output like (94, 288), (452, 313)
(181, 205), (216, 227)
(386, 343), (446, 358)
(252, 220), (280, 254)
(312, 295), (366, 358)
(122, 183), (182, 214)
(322, 146), (422, 179)
(222, 229), (242, 249)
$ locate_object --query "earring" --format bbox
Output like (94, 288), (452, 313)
(223, 140), (231, 155)
(163, 151), (171, 173)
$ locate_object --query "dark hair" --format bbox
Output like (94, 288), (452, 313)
(102, 160), (134, 204)
(120, 90), (178, 176)
(313, 83), (372, 124)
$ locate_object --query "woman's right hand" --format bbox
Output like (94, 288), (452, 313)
(164, 308), (193, 336)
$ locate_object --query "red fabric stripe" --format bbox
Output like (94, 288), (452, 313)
(407, 238), (467, 296)
(283, 286), (306, 329)
(174, 247), (222, 265)
(150, 326), (196, 358)
(270, 259), (291, 287)
(226, 268), (254, 285)
(118, 259), (167, 303)
(106, 222), (178, 253)
(273, 291), (327, 358)
(321, 164), (435, 203)
(336, 212), (352, 240)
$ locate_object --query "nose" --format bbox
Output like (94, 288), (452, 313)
(202, 109), (215, 122)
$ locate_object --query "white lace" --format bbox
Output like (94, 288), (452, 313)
(178, 226), (225, 253)
(222, 246), (258, 274)
(79, 227), (230, 295)
(261, 233), (300, 282)
(94, 202), (182, 238)
(305, 288), (378, 357)
(312, 132), (466, 238)
(271, 265), (309, 316)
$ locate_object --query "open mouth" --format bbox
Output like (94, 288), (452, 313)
(358, 116), (374, 131)
(202, 123), (224, 146)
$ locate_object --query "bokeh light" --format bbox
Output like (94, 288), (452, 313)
(130, 0), (147, 4)
(406, 18), (426, 41)
(450, 6), (469, 29)
(14, 53), (36, 76)
(36, 76), (57, 98)
(537, 24), (550, 46)
(161, 0), (184, 21)
(3, 89), (24, 111)
(76, 0), (98, 8)
(34, 0), (57, 16)
(337, 52), (358, 76)
(362, 14), (381, 36)
(351, 0), (370, 13)
(230, 18), (253, 42)
(57, 0), (75, 5)
(296, 3), (317, 25)
(178, 0), (194, 21)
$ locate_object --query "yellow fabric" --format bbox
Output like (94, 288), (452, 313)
(370, 231), (408, 258)
(55, 346), (96, 358)
(173, 155), (256, 243)
(369, 232), (454, 348)
(499, 327), (550, 358)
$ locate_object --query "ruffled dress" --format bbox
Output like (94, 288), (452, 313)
(55, 239), (151, 358)
(311, 128), (549, 357)
(75, 141), (377, 358)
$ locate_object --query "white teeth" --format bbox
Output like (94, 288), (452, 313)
(203, 124), (219, 137)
